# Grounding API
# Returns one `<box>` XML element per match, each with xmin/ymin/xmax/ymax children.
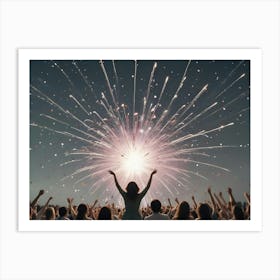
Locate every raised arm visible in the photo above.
<box><xmin>168</xmin><ymin>198</ymin><xmax>172</xmax><ymax>208</ymax></box>
<box><xmin>243</xmin><ymin>192</ymin><xmax>251</xmax><ymax>219</ymax></box>
<box><xmin>218</xmin><ymin>191</ymin><xmax>227</xmax><ymax>207</ymax></box>
<box><xmin>109</xmin><ymin>171</ymin><xmax>126</xmax><ymax>197</ymax></box>
<box><xmin>207</xmin><ymin>187</ymin><xmax>217</xmax><ymax>212</ymax></box>
<box><xmin>191</xmin><ymin>195</ymin><xmax>198</xmax><ymax>210</ymax></box>
<box><xmin>213</xmin><ymin>193</ymin><xmax>231</xmax><ymax>219</ymax></box>
<box><xmin>30</xmin><ymin>189</ymin><xmax>45</xmax><ymax>209</ymax></box>
<box><xmin>167</xmin><ymin>198</ymin><xmax>175</xmax><ymax>218</ymax></box>
<box><xmin>175</xmin><ymin>197</ymin><xmax>180</xmax><ymax>205</ymax></box>
<box><xmin>244</xmin><ymin>192</ymin><xmax>250</xmax><ymax>205</ymax></box>
<box><xmin>213</xmin><ymin>193</ymin><xmax>225</xmax><ymax>210</ymax></box>
<box><xmin>227</xmin><ymin>187</ymin><xmax>236</xmax><ymax>207</ymax></box>
<box><xmin>140</xmin><ymin>170</ymin><xmax>157</xmax><ymax>198</ymax></box>
<box><xmin>36</xmin><ymin>197</ymin><xmax>53</xmax><ymax>220</ymax></box>
<box><xmin>67</xmin><ymin>197</ymin><xmax>77</xmax><ymax>218</ymax></box>
<box><xmin>92</xmin><ymin>199</ymin><xmax>98</xmax><ymax>209</ymax></box>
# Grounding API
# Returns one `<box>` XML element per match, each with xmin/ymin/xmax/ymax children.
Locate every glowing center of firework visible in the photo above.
<box><xmin>122</xmin><ymin>149</ymin><xmax>146</xmax><ymax>175</ymax></box>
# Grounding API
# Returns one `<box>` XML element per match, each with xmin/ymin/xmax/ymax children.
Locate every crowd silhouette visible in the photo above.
<box><xmin>29</xmin><ymin>170</ymin><xmax>250</xmax><ymax>220</ymax></box>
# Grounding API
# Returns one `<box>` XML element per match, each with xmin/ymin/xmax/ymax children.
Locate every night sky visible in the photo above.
<box><xmin>30</xmin><ymin>60</ymin><xmax>250</xmax><ymax>207</ymax></box>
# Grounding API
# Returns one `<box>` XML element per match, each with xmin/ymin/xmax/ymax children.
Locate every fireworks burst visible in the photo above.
<box><xmin>30</xmin><ymin>59</ymin><xmax>250</xmax><ymax>205</ymax></box>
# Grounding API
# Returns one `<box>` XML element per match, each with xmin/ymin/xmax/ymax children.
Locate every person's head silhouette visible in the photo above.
<box><xmin>174</xmin><ymin>201</ymin><xmax>191</xmax><ymax>220</ymax></box>
<box><xmin>125</xmin><ymin>181</ymin><xmax>140</xmax><ymax>199</ymax></box>
<box><xmin>232</xmin><ymin>205</ymin><xmax>244</xmax><ymax>220</ymax></box>
<box><xmin>197</xmin><ymin>203</ymin><xmax>212</xmax><ymax>220</ymax></box>
<box><xmin>98</xmin><ymin>206</ymin><xmax>112</xmax><ymax>220</ymax></box>
<box><xmin>59</xmin><ymin>206</ymin><xmax>68</xmax><ymax>218</ymax></box>
<box><xmin>76</xmin><ymin>203</ymin><xmax>88</xmax><ymax>220</ymax></box>
<box><xmin>150</xmin><ymin>199</ymin><xmax>162</xmax><ymax>213</ymax></box>
<box><xmin>45</xmin><ymin>207</ymin><xmax>56</xmax><ymax>220</ymax></box>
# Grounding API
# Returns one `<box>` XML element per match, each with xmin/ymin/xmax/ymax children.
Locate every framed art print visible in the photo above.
<box><xmin>1</xmin><ymin>0</ymin><xmax>280</xmax><ymax>280</ymax></box>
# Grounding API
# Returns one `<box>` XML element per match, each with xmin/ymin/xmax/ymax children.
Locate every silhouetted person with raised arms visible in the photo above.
<box><xmin>109</xmin><ymin>169</ymin><xmax>157</xmax><ymax>220</ymax></box>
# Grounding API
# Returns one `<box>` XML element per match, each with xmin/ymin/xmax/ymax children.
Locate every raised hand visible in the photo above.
<box><xmin>151</xmin><ymin>169</ymin><xmax>157</xmax><ymax>176</ymax></box>
<box><xmin>244</xmin><ymin>192</ymin><xmax>250</xmax><ymax>203</ymax></box>
<box><xmin>67</xmin><ymin>197</ymin><xmax>74</xmax><ymax>204</ymax></box>
<box><xmin>140</xmin><ymin>170</ymin><xmax>157</xmax><ymax>198</ymax></box>
<box><xmin>92</xmin><ymin>199</ymin><xmax>98</xmax><ymax>208</ymax></box>
<box><xmin>30</xmin><ymin>189</ymin><xmax>46</xmax><ymax>208</ymax></box>
<box><xmin>227</xmin><ymin>187</ymin><xmax>236</xmax><ymax>207</ymax></box>
<box><xmin>35</xmin><ymin>196</ymin><xmax>53</xmax><ymax>219</ymax></box>
<box><xmin>39</xmin><ymin>189</ymin><xmax>45</xmax><ymax>196</ymax></box>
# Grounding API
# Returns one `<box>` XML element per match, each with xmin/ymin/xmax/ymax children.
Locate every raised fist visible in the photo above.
<box><xmin>39</xmin><ymin>190</ymin><xmax>45</xmax><ymax>196</ymax></box>
<box><xmin>67</xmin><ymin>197</ymin><xmax>73</xmax><ymax>204</ymax></box>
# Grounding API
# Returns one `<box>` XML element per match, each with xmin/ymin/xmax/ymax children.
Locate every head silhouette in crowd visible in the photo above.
<box><xmin>197</xmin><ymin>203</ymin><xmax>212</xmax><ymax>220</ymax></box>
<box><xmin>58</xmin><ymin>206</ymin><xmax>68</xmax><ymax>219</ymax></box>
<box><xmin>45</xmin><ymin>207</ymin><xmax>56</xmax><ymax>220</ymax></box>
<box><xmin>98</xmin><ymin>206</ymin><xmax>112</xmax><ymax>220</ymax></box>
<box><xmin>76</xmin><ymin>203</ymin><xmax>89</xmax><ymax>220</ymax></box>
<box><xmin>173</xmin><ymin>201</ymin><xmax>191</xmax><ymax>220</ymax></box>
<box><xmin>232</xmin><ymin>205</ymin><xmax>245</xmax><ymax>220</ymax></box>
<box><xmin>151</xmin><ymin>199</ymin><xmax>162</xmax><ymax>213</ymax></box>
